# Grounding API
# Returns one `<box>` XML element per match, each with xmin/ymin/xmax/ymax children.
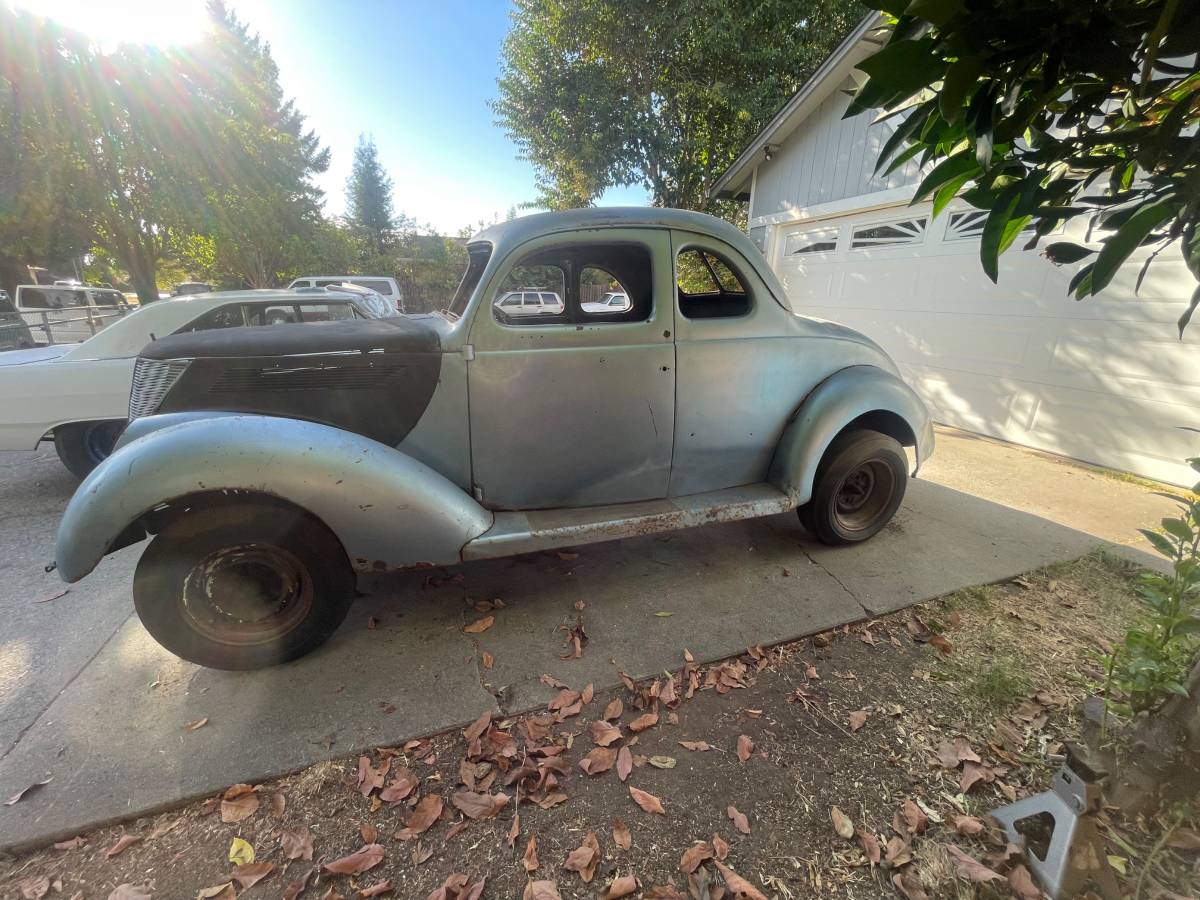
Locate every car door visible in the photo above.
<box><xmin>467</xmin><ymin>228</ymin><xmax>676</xmax><ymax>510</ymax></box>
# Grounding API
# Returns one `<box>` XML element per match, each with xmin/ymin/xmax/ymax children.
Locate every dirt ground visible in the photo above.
<box><xmin>3</xmin><ymin>552</ymin><xmax>1198</xmax><ymax>900</ymax></box>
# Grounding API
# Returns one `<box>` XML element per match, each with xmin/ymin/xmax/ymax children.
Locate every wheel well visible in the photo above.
<box><xmin>838</xmin><ymin>410</ymin><xmax>917</xmax><ymax>449</ymax></box>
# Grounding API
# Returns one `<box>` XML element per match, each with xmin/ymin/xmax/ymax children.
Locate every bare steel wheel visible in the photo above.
<box><xmin>134</xmin><ymin>501</ymin><xmax>355</xmax><ymax>669</ymax></box>
<box><xmin>798</xmin><ymin>429</ymin><xmax>907</xmax><ymax>545</ymax></box>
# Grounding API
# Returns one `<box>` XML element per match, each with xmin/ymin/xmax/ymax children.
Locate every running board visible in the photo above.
<box><xmin>462</xmin><ymin>483</ymin><xmax>794</xmax><ymax>561</ymax></box>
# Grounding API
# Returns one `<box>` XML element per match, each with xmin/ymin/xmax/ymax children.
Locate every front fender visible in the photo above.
<box><xmin>56</xmin><ymin>414</ymin><xmax>494</xmax><ymax>582</ymax></box>
<box><xmin>768</xmin><ymin>365</ymin><xmax>934</xmax><ymax>505</ymax></box>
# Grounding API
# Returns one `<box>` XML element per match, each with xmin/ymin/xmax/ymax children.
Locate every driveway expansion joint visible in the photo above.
<box><xmin>800</xmin><ymin>548</ymin><xmax>872</xmax><ymax>617</ymax></box>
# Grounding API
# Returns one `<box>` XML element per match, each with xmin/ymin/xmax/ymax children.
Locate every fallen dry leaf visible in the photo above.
<box><xmin>220</xmin><ymin>784</ymin><xmax>259</xmax><ymax>823</ymax></box>
<box><xmin>830</xmin><ymin>806</ymin><xmax>854</xmax><ymax>839</ymax></box>
<box><xmin>463</xmin><ymin>615</ymin><xmax>494</xmax><ymax>634</ymax></box>
<box><xmin>604</xmin><ymin>698</ymin><xmax>624</xmax><ymax>721</ymax></box>
<box><xmin>856</xmin><ymin>828</ymin><xmax>881</xmax><ymax>865</ymax></box>
<box><xmin>452</xmin><ymin>790</ymin><xmax>509</xmax><ymax>819</ymax></box>
<box><xmin>612</xmin><ymin>818</ymin><xmax>631</xmax><ymax>850</ymax></box>
<box><xmin>590</xmin><ymin>720</ymin><xmax>622</xmax><ymax>747</ymax></box>
<box><xmin>280</xmin><ymin>827</ymin><xmax>314</xmax><ymax>861</ymax></box>
<box><xmin>713</xmin><ymin>860</ymin><xmax>767</xmax><ymax>900</ymax></box>
<box><xmin>463</xmin><ymin>710</ymin><xmax>492</xmax><ymax>743</ymax></box>
<box><xmin>678</xmin><ymin>740</ymin><xmax>712</xmax><ymax>752</ymax></box>
<box><xmin>481</xmin><ymin>650</ymin><xmax>494</xmax><ymax>669</ymax></box>
<box><xmin>928</xmin><ymin>633</ymin><xmax>953</xmax><ymax>654</ymax></box>
<box><xmin>380</xmin><ymin>768</ymin><xmax>418</xmax><ymax>804</ymax></box>
<box><xmin>736</xmin><ymin>734</ymin><xmax>754</xmax><ymax>763</ymax></box>
<box><xmin>183</xmin><ymin>718</ymin><xmax>208</xmax><ymax>732</ymax></box>
<box><xmin>523</xmin><ymin>833</ymin><xmax>540</xmax><ymax>872</ymax></box>
<box><xmin>53</xmin><ymin>836</ymin><xmax>85</xmax><ymax>851</ymax></box>
<box><xmin>891</xmin><ymin>869</ymin><xmax>930</xmax><ymax>900</ymax></box>
<box><xmin>629</xmin><ymin>786</ymin><xmax>665</xmax><ymax>815</ymax></box>
<box><xmin>902</xmin><ymin>798</ymin><xmax>928</xmax><ymax>835</ymax></box>
<box><xmin>357</xmin><ymin>881</ymin><xmax>393</xmax><ymax>898</ymax></box>
<box><xmin>727</xmin><ymin>805</ymin><xmax>751</xmax><ymax>835</ymax></box>
<box><xmin>951</xmin><ymin>814</ymin><xmax>985</xmax><ymax>836</ymax></box>
<box><xmin>1007</xmin><ymin>864</ymin><xmax>1041</xmax><ymax>899</ymax></box>
<box><xmin>600</xmin><ymin>874</ymin><xmax>639</xmax><ymax>899</ymax></box>
<box><xmin>361</xmin><ymin>823</ymin><xmax>378</xmax><ymax>844</ymax></box>
<box><xmin>713</xmin><ymin>833</ymin><xmax>730</xmax><ymax>860</ymax></box>
<box><xmin>579</xmin><ymin>747</ymin><xmax>617</xmax><ymax>775</ymax></box>
<box><xmin>18</xmin><ymin>876</ymin><xmax>49</xmax><ymax>900</ymax></box>
<box><xmin>849</xmin><ymin>710</ymin><xmax>869</xmax><ymax>732</ymax></box>
<box><xmin>648</xmin><ymin>755</ymin><xmax>676</xmax><ymax>769</ymax></box>
<box><xmin>522</xmin><ymin>882</ymin><xmax>561</xmax><ymax>900</ymax></box>
<box><xmin>395</xmin><ymin>795</ymin><xmax>443</xmax><ymax>839</ymax></box>
<box><xmin>196</xmin><ymin>885</ymin><xmax>234</xmax><ymax>900</ymax></box>
<box><xmin>232</xmin><ymin>863</ymin><xmax>275</xmax><ymax>889</ymax></box>
<box><xmin>5</xmin><ymin>776</ymin><xmax>52</xmax><ymax>806</ymax></box>
<box><xmin>645</xmin><ymin>887</ymin><xmax>688</xmax><ymax>900</ymax></box>
<box><xmin>629</xmin><ymin>710</ymin><xmax>659</xmax><ymax>732</ymax></box>
<box><xmin>105</xmin><ymin>834</ymin><xmax>141</xmax><ymax>858</ymax></box>
<box><xmin>564</xmin><ymin>831</ymin><xmax>601</xmax><ymax>883</ymax></box>
<box><xmin>540</xmin><ymin>674</ymin><xmax>568</xmax><ymax>689</ymax></box>
<box><xmin>616</xmin><ymin>746</ymin><xmax>633</xmax><ymax>782</ymax></box>
<box><xmin>680</xmin><ymin>841</ymin><xmax>715</xmax><ymax>873</ymax></box>
<box><xmin>270</xmin><ymin>791</ymin><xmax>286</xmax><ymax>817</ymax></box>
<box><xmin>581</xmin><ymin>683</ymin><xmax>594</xmax><ymax>704</ymax></box>
<box><xmin>322</xmin><ymin>843</ymin><xmax>385</xmax><ymax>875</ymax></box>
<box><xmin>33</xmin><ymin>588</ymin><xmax>69</xmax><ymax>604</ymax></box>
<box><xmin>412</xmin><ymin>841</ymin><xmax>433</xmax><ymax>866</ymax></box>
<box><xmin>944</xmin><ymin>844</ymin><xmax>1004</xmax><ymax>883</ymax></box>
<box><xmin>228</xmin><ymin>837</ymin><xmax>255</xmax><ymax>866</ymax></box>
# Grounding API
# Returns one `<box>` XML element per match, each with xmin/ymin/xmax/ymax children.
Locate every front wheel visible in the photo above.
<box><xmin>54</xmin><ymin>420</ymin><xmax>127</xmax><ymax>479</ymax></box>
<box><xmin>133</xmin><ymin>502</ymin><xmax>356</xmax><ymax>669</ymax></box>
<box><xmin>798</xmin><ymin>429</ymin><xmax>908</xmax><ymax>545</ymax></box>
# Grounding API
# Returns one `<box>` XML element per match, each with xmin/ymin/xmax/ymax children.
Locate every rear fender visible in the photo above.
<box><xmin>56</xmin><ymin>414</ymin><xmax>493</xmax><ymax>582</ymax></box>
<box><xmin>768</xmin><ymin>365</ymin><xmax>934</xmax><ymax>505</ymax></box>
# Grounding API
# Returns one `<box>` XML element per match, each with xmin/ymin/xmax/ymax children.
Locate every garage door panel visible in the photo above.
<box><xmin>775</xmin><ymin>202</ymin><xmax>1200</xmax><ymax>486</ymax></box>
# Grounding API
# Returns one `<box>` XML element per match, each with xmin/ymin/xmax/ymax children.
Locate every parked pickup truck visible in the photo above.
<box><xmin>54</xmin><ymin>208</ymin><xmax>934</xmax><ymax>670</ymax></box>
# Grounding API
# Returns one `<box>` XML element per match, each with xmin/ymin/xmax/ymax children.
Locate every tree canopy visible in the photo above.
<box><xmin>494</xmin><ymin>0</ymin><xmax>860</xmax><ymax>213</ymax></box>
<box><xmin>347</xmin><ymin>135</ymin><xmax>398</xmax><ymax>254</ymax></box>
<box><xmin>850</xmin><ymin>0</ymin><xmax>1200</xmax><ymax>334</ymax></box>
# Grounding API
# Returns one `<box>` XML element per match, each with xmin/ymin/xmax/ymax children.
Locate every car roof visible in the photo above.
<box><xmin>469</xmin><ymin>207</ymin><xmax>792</xmax><ymax>312</ymax></box>
<box><xmin>59</xmin><ymin>290</ymin><xmax>363</xmax><ymax>361</ymax></box>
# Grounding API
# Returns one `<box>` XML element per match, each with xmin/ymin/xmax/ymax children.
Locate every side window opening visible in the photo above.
<box><xmin>492</xmin><ymin>243</ymin><xmax>652</xmax><ymax>326</ymax></box>
<box><xmin>676</xmin><ymin>248</ymin><xmax>751</xmax><ymax>319</ymax></box>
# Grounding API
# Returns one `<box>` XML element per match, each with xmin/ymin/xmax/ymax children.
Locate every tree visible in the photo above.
<box><xmin>192</xmin><ymin>1</ymin><xmax>330</xmax><ymax>288</ymax></box>
<box><xmin>850</xmin><ymin>0</ymin><xmax>1200</xmax><ymax>335</ymax></box>
<box><xmin>494</xmin><ymin>0</ymin><xmax>859</xmax><ymax>213</ymax></box>
<box><xmin>347</xmin><ymin>135</ymin><xmax>398</xmax><ymax>254</ymax></box>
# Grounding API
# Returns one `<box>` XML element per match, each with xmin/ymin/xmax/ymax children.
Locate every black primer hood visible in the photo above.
<box><xmin>144</xmin><ymin>317</ymin><xmax>444</xmax><ymax>447</ymax></box>
<box><xmin>141</xmin><ymin>316</ymin><xmax>441</xmax><ymax>360</ymax></box>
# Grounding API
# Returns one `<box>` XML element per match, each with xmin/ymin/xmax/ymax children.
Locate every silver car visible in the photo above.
<box><xmin>55</xmin><ymin>207</ymin><xmax>933</xmax><ymax>670</ymax></box>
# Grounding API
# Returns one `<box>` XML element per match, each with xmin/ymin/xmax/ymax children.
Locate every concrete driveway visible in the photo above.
<box><xmin>0</xmin><ymin>427</ymin><xmax>1174</xmax><ymax>850</ymax></box>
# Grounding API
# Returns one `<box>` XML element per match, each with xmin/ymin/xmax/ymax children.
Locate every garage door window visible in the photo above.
<box><xmin>784</xmin><ymin>226</ymin><xmax>839</xmax><ymax>256</ymax></box>
<box><xmin>945</xmin><ymin>209</ymin><xmax>1040</xmax><ymax>242</ymax></box>
<box><xmin>849</xmin><ymin>217</ymin><xmax>927</xmax><ymax>250</ymax></box>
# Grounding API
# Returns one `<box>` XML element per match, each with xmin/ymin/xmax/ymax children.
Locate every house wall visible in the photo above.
<box><xmin>748</xmin><ymin>76</ymin><xmax>924</xmax><ymax>223</ymax></box>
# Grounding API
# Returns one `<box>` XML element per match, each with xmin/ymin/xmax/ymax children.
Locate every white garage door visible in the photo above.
<box><xmin>773</xmin><ymin>201</ymin><xmax>1200</xmax><ymax>487</ymax></box>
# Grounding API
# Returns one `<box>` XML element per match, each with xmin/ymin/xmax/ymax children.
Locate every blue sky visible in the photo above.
<box><xmin>21</xmin><ymin>0</ymin><xmax>649</xmax><ymax>233</ymax></box>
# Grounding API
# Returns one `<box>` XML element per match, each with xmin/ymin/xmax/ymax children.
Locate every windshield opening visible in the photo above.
<box><xmin>446</xmin><ymin>242</ymin><xmax>491</xmax><ymax>318</ymax></box>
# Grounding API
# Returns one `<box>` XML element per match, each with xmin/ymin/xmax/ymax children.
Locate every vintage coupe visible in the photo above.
<box><xmin>55</xmin><ymin>209</ymin><xmax>934</xmax><ymax>669</ymax></box>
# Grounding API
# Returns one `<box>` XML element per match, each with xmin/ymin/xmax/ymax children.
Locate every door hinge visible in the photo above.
<box><xmin>472</xmin><ymin>485</ymin><xmax>484</xmax><ymax>502</ymax></box>
<box><xmin>462</xmin><ymin>343</ymin><xmax>475</xmax><ymax>361</ymax></box>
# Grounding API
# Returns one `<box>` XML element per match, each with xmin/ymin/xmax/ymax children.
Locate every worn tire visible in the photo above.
<box><xmin>797</xmin><ymin>429</ymin><xmax>907</xmax><ymax>545</ymax></box>
<box><xmin>133</xmin><ymin>502</ymin><xmax>356</xmax><ymax>669</ymax></box>
<box><xmin>54</xmin><ymin>420</ymin><xmax>126</xmax><ymax>479</ymax></box>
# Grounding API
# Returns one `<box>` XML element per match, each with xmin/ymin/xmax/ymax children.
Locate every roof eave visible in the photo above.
<box><xmin>709</xmin><ymin>12</ymin><xmax>885</xmax><ymax>202</ymax></box>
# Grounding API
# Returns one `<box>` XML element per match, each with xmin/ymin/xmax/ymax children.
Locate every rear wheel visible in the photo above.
<box><xmin>54</xmin><ymin>420</ymin><xmax>126</xmax><ymax>479</ymax></box>
<box><xmin>798</xmin><ymin>429</ymin><xmax>907</xmax><ymax>545</ymax></box>
<box><xmin>133</xmin><ymin>502</ymin><xmax>356</xmax><ymax>669</ymax></box>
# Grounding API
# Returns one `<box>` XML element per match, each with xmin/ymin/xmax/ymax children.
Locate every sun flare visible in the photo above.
<box><xmin>13</xmin><ymin>0</ymin><xmax>210</xmax><ymax>48</ymax></box>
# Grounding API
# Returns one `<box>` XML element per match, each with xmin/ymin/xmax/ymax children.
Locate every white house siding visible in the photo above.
<box><xmin>749</xmin><ymin>77</ymin><xmax>924</xmax><ymax>221</ymax></box>
<box><xmin>767</xmin><ymin>201</ymin><xmax>1200</xmax><ymax>487</ymax></box>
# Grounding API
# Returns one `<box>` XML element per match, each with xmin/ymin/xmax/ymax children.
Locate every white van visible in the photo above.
<box><xmin>287</xmin><ymin>275</ymin><xmax>403</xmax><ymax>312</ymax></box>
<box><xmin>15</xmin><ymin>285</ymin><xmax>131</xmax><ymax>344</ymax></box>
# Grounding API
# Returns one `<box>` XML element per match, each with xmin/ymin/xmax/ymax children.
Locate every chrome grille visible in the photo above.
<box><xmin>129</xmin><ymin>358</ymin><xmax>191</xmax><ymax>419</ymax></box>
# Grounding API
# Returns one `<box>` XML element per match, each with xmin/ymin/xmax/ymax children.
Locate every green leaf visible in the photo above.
<box><xmin>932</xmin><ymin>172</ymin><xmax>972</xmax><ymax>217</ymax></box>
<box><xmin>883</xmin><ymin>142</ymin><xmax>925</xmax><ymax>177</ymax></box>
<box><xmin>848</xmin><ymin>37</ymin><xmax>944</xmax><ymax>118</ymax></box>
<box><xmin>1043</xmin><ymin>242</ymin><xmax>1095</xmax><ymax>264</ymax></box>
<box><xmin>1161</xmin><ymin>517</ymin><xmax>1192</xmax><ymax>541</ymax></box>
<box><xmin>979</xmin><ymin>184</ymin><xmax>1021</xmax><ymax>283</ymax></box>
<box><xmin>906</xmin><ymin>0</ymin><xmax>963</xmax><ymax>27</ymax></box>
<box><xmin>939</xmin><ymin>56</ymin><xmax>982</xmax><ymax>123</ymax></box>
<box><xmin>913</xmin><ymin>150</ymin><xmax>977</xmax><ymax>203</ymax></box>
<box><xmin>1091</xmin><ymin>198</ymin><xmax>1180</xmax><ymax>294</ymax></box>
<box><xmin>1179</xmin><ymin>285</ymin><xmax>1200</xmax><ymax>338</ymax></box>
<box><xmin>1138</xmin><ymin>528</ymin><xmax>1176</xmax><ymax>559</ymax></box>
<box><xmin>874</xmin><ymin>99</ymin><xmax>936</xmax><ymax>175</ymax></box>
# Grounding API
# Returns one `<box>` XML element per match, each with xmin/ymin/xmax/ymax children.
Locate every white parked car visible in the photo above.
<box><xmin>287</xmin><ymin>275</ymin><xmax>404</xmax><ymax>311</ymax></box>
<box><xmin>294</xmin><ymin>282</ymin><xmax>397</xmax><ymax>319</ymax></box>
<box><xmin>582</xmin><ymin>291</ymin><xmax>631</xmax><ymax>314</ymax></box>
<box><xmin>493</xmin><ymin>289</ymin><xmax>565</xmax><ymax>317</ymax></box>
<box><xmin>0</xmin><ymin>289</ymin><xmax>387</xmax><ymax>478</ymax></box>
<box><xmin>15</xmin><ymin>284</ymin><xmax>131</xmax><ymax>343</ymax></box>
